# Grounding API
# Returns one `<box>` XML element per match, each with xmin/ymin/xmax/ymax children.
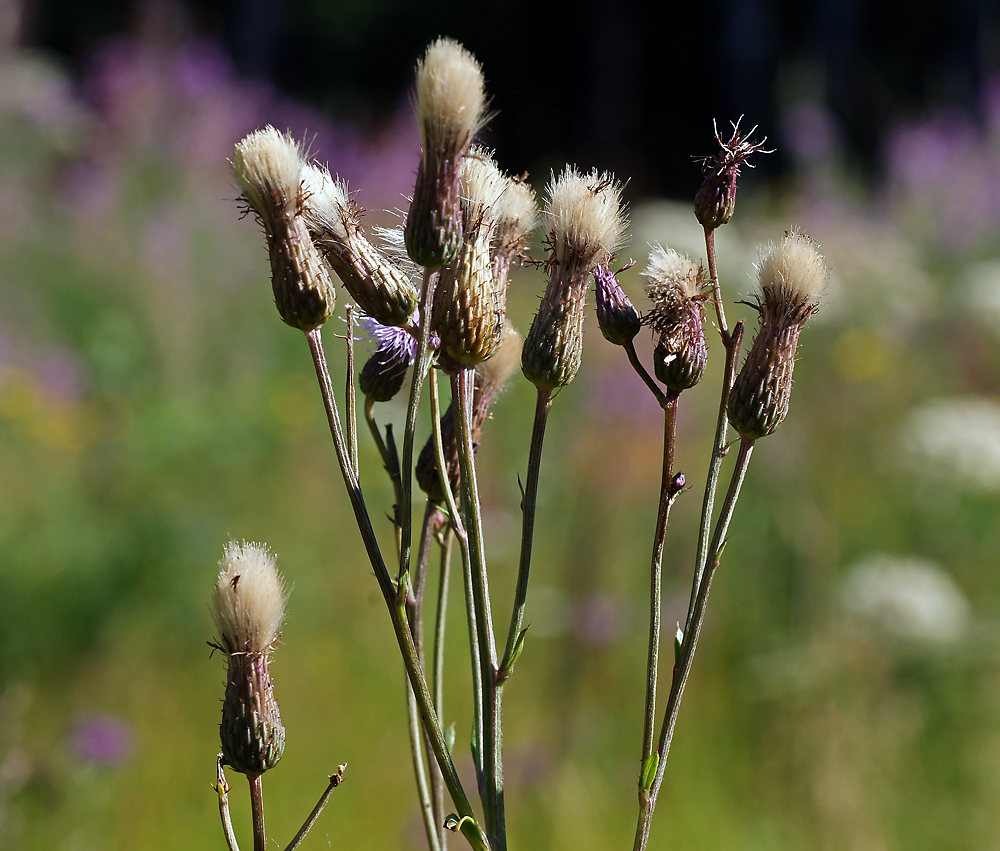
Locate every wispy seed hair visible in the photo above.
<box><xmin>495</xmin><ymin>178</ymin><xmax>537</xmax><ymax>252</ymax></box>
<box><xmin>643</xmin><ymin>244</ymin><xmax>705</xmax><ymax>303</ymax></box>
<box><xmin>231</xmin><ymin>126</ymin><xmax>304</xmax><ymax>229</ymax></box>
<box><xmin>460</xmin><ymin>147</ymin><xmax>508</xmax><ymax>227</ymax></box>
<box><xmin>300</xmin><ymin>162</ymin><xmax>355</xmax><ymax>242</ymax></box>
<box><xmin>211</xmin><ymin>541</ymin><xmax>287</xmax><ymax>656</ymax></box>
<box><xmin>546</xmin><ymin>166</ymin><xmax>626</xmax><ymax>268</ymax></box>
<box><xmin>415</xmin><ymin>38</ymin><xmax>487</xmax><ymax>153</ymax></box>
<box><xmin>477</xmin><ymin>321</ymin><xmax>522</xmax><ymax>389</ymax></box>
<box><xmin>756</xmin><ymin>230</ymin><xmax>827</xmax><ymax>306</ymax></box>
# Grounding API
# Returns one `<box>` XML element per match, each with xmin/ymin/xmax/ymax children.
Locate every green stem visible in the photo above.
<box><xmin>345</xmin><ymin>304</ymin><xmax>359</xmax><ymax>477</ymax></box>
<box><xmin>623</xmin><ymin>341</ymin><xmax>669</xmax><ymax>408</ymax></box>
<box><xmin>365</xmin><ymin>397</ymin><xmax>404</xmax><ymax>537</ymax></box>
<box><xmin>249</xmin><ymin>774</ymin><xmax>265</xmax><ymax>851</ymax></box>
<box><xmin>498</xmin><ymin>389</ymin><xmax>552</xmax><ymax>678</ymax></box>
<box><xmin>215</xmin><ymin>756</ymin><xmax>240</xmax><ymax>851</ymax></box>
<box><xmin>451</xmin><ymin>367</ymin><xmax>503</xmax><ymax>851</ymax></box>
<box><xmin>639</xmin><ymin>394</ymin><xmax>679</xmax><ymax>775</ymax></box>
<box><xmin>282</xmin><ymin>765</ymin><xmax>347</xmax><ymax>851</ymax></box>
<box><xmin>305</xmin><ymin>328</ymin><xmax>488</xmax><ymax>851</ymax></box>
<box><xmin>704</xmin><ymin>227</ymin><xmax>729</xmax><ymax>340</ymax></box>
<box><xmin>408</xmin><ymin>682</ymin><xmax>443</xmax><ymax>851</ymax></box>
<box><xmin>633</xmin><ymin>438</ymin><xmax>755</xmax><ymax>851</ymax></box>
<box><xmin>433</xmin><ymin>527</ymin><xmax>454</xmax><ymax>851</ymax></box>
<box><xmin>398</xmin><ymin>268</ymin><xmax>438</xmax><ymax>600</ymax></box>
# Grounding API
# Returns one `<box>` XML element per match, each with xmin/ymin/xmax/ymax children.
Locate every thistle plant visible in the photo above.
<box><xmin>214</xmin><ymin>41</ymin><xmax>826</xmax><ymax>851</ymax></box>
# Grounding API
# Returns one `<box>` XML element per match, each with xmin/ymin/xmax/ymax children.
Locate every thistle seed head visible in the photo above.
<box><xmin>642</xmin><ymin>245</ymin><xmax>708</xmax><ymax>392</ymax></box>
<box><xmin>302</xmin><ymin>164</ymin><xmax>418</xmax><ymax>327</ymax></box>
<box><xmin>404</xmin><ymin>38</ymin><xmax>487</xmax><ymax>268</ymax></box>
<box><xmin>211</xmin><ymin>541</ymin><xmax>288</xmax><ymax>776</ymax></box>
<box><xmin>693</xmin><ymin>118</ymin><xmax>773</xmax><ymax>230</ymax></box>
<box><xmin>232</xmin><ymin>128</ymin><xmax>335</xmax><ymax>332</ymax></box>
<box><xmin>522</xmin><ymin>166</ymin><xmax>627</xmax><ymax>391</ymax></box>
<box><xmin>727</xmin><ymin>231</ymin><xmax>826</xmax><ymax>439</ymax></box>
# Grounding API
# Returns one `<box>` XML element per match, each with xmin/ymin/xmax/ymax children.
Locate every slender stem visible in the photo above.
<box><xmin>433</xmin><ymin>527</ymin><xmax>454</xmax><ymax>851</ymax></box>
<box><xmin>305</xmin><ymin>328</ymin><xmax>489</xmax><ymax>851</ymax></box>
<box><xmin>623</xmin><ymin>341</ymin><xmax>669</xmax><ymax>408</ymax></box>
<box><xmin>452</xmin><ymin>367</ymin><xmax>503</xmax><ymax>851</ymax></box>
<box><xmin>249</xmin><ymin>774</ymin><xmax>265</xmax><ymax>851</ymax></box>
<box><xmin>499</xmin><ymin>389</ymin><xmax>552</xmax><ymax>677</ymax></box>
<box><xmin>704</xmin><ymin>227</ymin><xmax>729</xmax><ymax>340</ymax></box>
<box><xmin>345</xmin><ymin>304</ymin><xmax>359</xmax><ymax>477</ymax></box>
<box><xmin>408</xmin><ymin>683</ymin><xmax>443</xmax><ymax>851</ymax></box>
<box><xmin>639</xmin><ymin>395</ymin><xmax>679</xmax><ymax>772</ymax></box>
<box><xmin>282</xmin><ymin>764</ymin><xmax>348</xmax><ymax>851</ymax></box>
<box><xmin>398</xmin><ymin>269</ymin><xmax>438</xmax><ymax>600</ymax></box>
<box><xmin>685</xmin><ymin>322</ymin><xmax>743</xmax><ymax>636</ymax></box>
<box><xmin>216</xmin><ymin>756</ymin><xmax>240</xmax><ymax>851</ymax></box>
<box><xmin>430</xmin><ymin>372</ymin><xmax>482</xmax><ymax>787</ymax></box>
<box><xmin>633</xmin><ymin>438</ymin><xmax>755</xmax><ymax>851</ymax></box>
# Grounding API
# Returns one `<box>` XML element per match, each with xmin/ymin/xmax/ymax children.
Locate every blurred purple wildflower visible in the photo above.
<box><xmin>70</xmin><ymin>714</ymin><xmax>136</xmax><ymax>766</ymax></box>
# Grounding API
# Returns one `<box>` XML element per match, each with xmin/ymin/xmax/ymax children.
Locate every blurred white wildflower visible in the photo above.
<box><xmin>841</xmin><ymin>554</ymin><xmax>970</xmax><ymax>644</ymax></box>
<box><xmin>963</xmin><ymin>260</ymin><xmax>1000</xmax><ymax>336</ymax></box>
<box><xmin>900</xmin><ymin>397</ymin><xmax>1000</xmax><ymax>491</ymax></box>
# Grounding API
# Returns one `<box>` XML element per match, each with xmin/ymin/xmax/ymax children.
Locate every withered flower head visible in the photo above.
<box><xmin>232</xmin><ymin>127</ymin><xmax>335</xmax><ymax>331</ymax></box>
<box><xmin>211</xmin><ymin>541</ymin><xmax>288</xmax><ymax>777</ymax></box>
<box><xmin>694</xmin><ymin>118</ymin><xmax>773</xmax><ymax>231</ymax></box>
<box><xmin>404</xmin><ymin>38</ymin><xmax>487</xmax><ymax>268</ymax></box>
<box><xmin>417</xmin><ymin>322</ymin><xmax>522</xmax><ymax>504</ymax></box>
<box><xmin>522</xmin><ymin>166</ymin><xmax>627</xmax><ymax>392</ymax></box>
<box><xmin>643</xmin><ymin>246</ymin><xmax>708</xmax><ymax>392</ymax></box>
<box><xmin>594</xmin><ymin>263</ymin><xmax>641</xmax><ymax>346</ymax></box>
<box><xmin>301</xmin><ymin>164</ymin><xmax>418</xmax><ymax>327</ymax></box>
<box><xmin>727</xmin><ymin>230</ymin><xmax>827</xmax><ymax>440</ymax></box>
<box><xmin>358</xmin><ymin>312</ymin><xmax>419</xmax><ymax>402</ymax></box>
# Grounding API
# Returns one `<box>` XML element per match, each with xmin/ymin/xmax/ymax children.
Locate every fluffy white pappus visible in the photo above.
<box><xmin>231</xmin><ymin>127</ymin><xmax>305</xmax><ymax>227</ymax></box>
<box><xmin>460</xmin><ymin>147</ymin><xmax>508</xmax><ymax>226</ymax></box>
<box><xmin>415</xmin><ymin>38</ymin><xmax>486</xmax><ymax>151</ymax></box>
<box><xmin>756</xmin><ymin>230</ymin><xmax>827</xmax><ymax>304</ymax></box>
<box><xmin>642</xmin><ymin>244</ymin><xmax>704</xmax><ymax>301</ymax></box>
<box><xmin>495</xmin><ymin>178</ymin><xmax>538</xmax><ymax>250</ymax></box>
<box><xmin>477</xmin><ymin>320</ymin><xmax>522</xmax><ymax>389</ymax></box>
<box><xmin>211</xmin><ymin>541</ymin><xmax>287</xmax><ymax>656</ymax></box>
<box><xmin>545</xmin><ymin>166</ymin><xmax>626</xmax><ymax>268</ymax></box>
<box><xmin>301</xmin><ymin>163</ymin><xmax>354</xmax><ymax>242</ymax></box>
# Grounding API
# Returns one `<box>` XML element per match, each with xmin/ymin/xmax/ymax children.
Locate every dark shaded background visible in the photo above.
<box><xmin>22</xmin><ymin>0</ymin><xmax>1000</xmax><ymax>197</ymax></box>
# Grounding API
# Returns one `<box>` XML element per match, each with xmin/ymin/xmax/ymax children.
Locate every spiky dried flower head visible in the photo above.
<box><xmin>522</xmin><ymin>167</ymin><xmax>627</xmax><ymax>392</ymax></box>
<box><xmin>405</xmin><ymin>38</ymin><xmax>487</xmax><ymax>268</ymax></box>
<box><xmin>642</xmin><ymin>245</ymin><xmax>709</xmax><ymax>392</ymax></box>
<box><xmin>594</xmin><ymin>264</ymin><xmax>641</xmax><ymax>346</ymax></box>
<box><xmin>417</xmin><ymin>322</ymin><xmax>522</xmax><ymax>504</ymax></box>
<box><xmin>358</xmin><ymin>312</ymin><xmax>418</xmax><ymax>402</ymax></box>
<box><xmin>210</xmin><ymin>541</ymin><xmax>288</xmax><ymax>776</ymax></box>
<box><xmin>301</xmin><ymin>164</ymin><xmax>418</xmax><ymax>327</ymax></box>
<box><xmin>432</xmin><ymin>148</ymin><xmax>517</xmax><ymax>369</ymax></box>
<box><xmin>694</xmin><ymin>118</ymin><xmax>773</xmax><ymax>230</ymax></box>
<box><xmin>728</xmin><ymin>230</ymin><xmax>827</xmax><ymax>440</ymax></box>
<box><xmin>232</xmin><ymin>127</ymin><xmax>335</xmax><ymax>331</ymax></box>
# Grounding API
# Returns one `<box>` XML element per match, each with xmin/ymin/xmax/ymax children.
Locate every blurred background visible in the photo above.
<box><xmin>3</xmin><ymin>0</ymin><xmax>1000</xmax><ymax>848</ymax></box>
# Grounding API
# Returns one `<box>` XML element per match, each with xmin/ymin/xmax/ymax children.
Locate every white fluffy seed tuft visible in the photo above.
<box><xmin>546</xmin><ymin>166</ymin><xmax>626</xmax><ymax>268</ymax></box>
<box><xmin>460</xmin><ymin>148</ymin><xmax>508</xmax><ymax>226</ymax></box>
<box><xmin>415</xmin><ymin>38</ymin><xmax>486</xmax><ymax>152</ymax></box>
<box><xmin>756</xmin><ymin>230</ymin><xmax>827</xmax><ymax>303</ymax></box>
<box><xmin>211</xmin><ymin>541</ymin><xmax>287</xmax><ymax>656</ymax></box>
<box><xmin>300</xmin><ymin>163</ymin><xmax>353</xmax><ymax>242</ymax></box>
<box><xmin>642</xmin><ymin>244</ymin><xmax>704</xmax><ymax>301</ymax></box>
<box><xmin>231</xmin><ymin>127</ymin><xmax>304</xmax><ymax>228</ymax></box>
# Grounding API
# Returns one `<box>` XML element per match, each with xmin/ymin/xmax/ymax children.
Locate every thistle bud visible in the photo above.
<box><xmin>727</xmin><ymin>231</ymin><xmax>826</xmax><ymax>439</ymax></box>
<box><xmin>693</xmin><ymin>119</ymin><xmax>772</xmax><ymax>231</ymax></box>
<box><xmin>210</xmin><ymin>541</ymin><xmax>288</xmax><ymax>777</ymax></box>
<box><xmin>522</xmin><ymin>167</ymin><xmax>626</xmax><ymax>392</ymax></box>
<box><xmin>594</xmin><ymin>264</ymin><xmax>641</xmax><ymax>345</ymax></box>
<box><xmin>433</xmin><ymin>149</ymin><xmax>511</xmax><ymax>368</ymax></box>
<box><xmin>231</xmin><ymin>127</ymin><xmax>335</xmax><ymax>332</ymax></box>
<box><xmin>358</xmin><ymin>314</ymin><xmax>418</xmax><ymax>402</ymax></box>
<box><xmin>301</xmin><ymin>164</ymin><xmax>418</xmax><ymax>327</ymax></box>
<box><xmin>404</xmin><ymin>39</ymin><xmax>487</xmax><ymax>268</ymax></box>
<box><xmin>643</xmin><ymin>246</ymin><xmax>708</xmax><ymax>392</ymax></box>
<box><xmin>418</xmin><ymin>323</ymin><xmax>522</xmax><ymax>503</ymax></box>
